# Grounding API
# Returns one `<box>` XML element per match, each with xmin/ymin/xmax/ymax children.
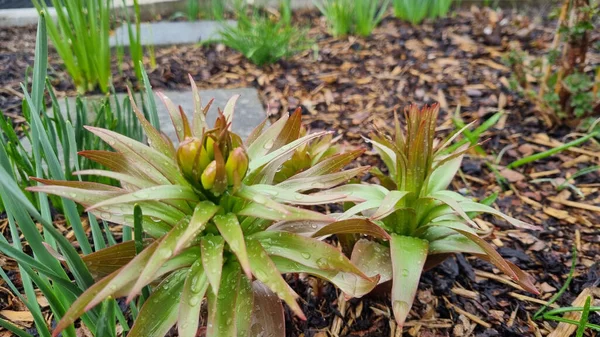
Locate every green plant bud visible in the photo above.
<box><xmin>196</xmin><ymin>146</ymin><xmax>211</xmax><ymax>174</ymax></box>
<box><xmin>205</xmin><ymin>137</ymin><xmax>215</xmax><ymax>160</ymax></box>
<box><xmin>201</xmin><ymin>160</ymin><xmax>217</xmax><ymax>190</ymax></box>
<box><xmin>177</xmin><ymin>137</ymin><xmax>202</xmax><ymax>179</ymax></box>
<box><xmin>225</xmin><ymin>147</ymin><xmax>249</xmax><ymax>185</ymax></box>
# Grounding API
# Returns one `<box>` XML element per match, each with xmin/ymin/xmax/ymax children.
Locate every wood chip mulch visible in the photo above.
<box><xmin>1</xmin><ymin>5</ymin><xmax>599</xmax><ymax>337</ymax></box>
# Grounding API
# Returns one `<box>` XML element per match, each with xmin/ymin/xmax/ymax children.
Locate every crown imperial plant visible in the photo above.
<box><xmin>311</xmin><ymin>104</ymin><xmax>539</xmax><ymax>328</ymax></box>
<box><xmin>29</xmin><ymin>78</ymin><xmax>378</xmax><ymax>337</ymax></box>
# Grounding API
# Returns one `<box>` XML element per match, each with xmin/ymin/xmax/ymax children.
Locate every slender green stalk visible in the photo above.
<box><xmin>507</xmin><ymin>132</ymin><xmax>599</xmax><ymax>169</ymax></box>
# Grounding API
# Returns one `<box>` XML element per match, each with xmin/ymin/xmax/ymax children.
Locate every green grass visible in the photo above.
<box><xmin>392</xmin><ymin>0</ymin><xmax>455</xmax><ymax>24</ymax></box>
<box><xmin>219</xmin><ymin>2</ymin><xmax>312</xmax><ymax>66</ymax></box>
<box><xmin>315</xmin><ymin>0</ymin><xmax>389</xmax><ymax>37</ymax></box>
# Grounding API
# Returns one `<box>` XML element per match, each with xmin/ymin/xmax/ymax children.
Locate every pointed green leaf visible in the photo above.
<box><xmin>276</xmin><ymin>167</ymin><xmax>369</xmax><ymax>192</ymax></box>
<box><xmin>128</xmin><ymin>269</ymin><xmax>187</xmax><ymax>337</ymax></box>
<box><xmin>174</xmin><ymin>201</ymin><xmax>220</xmax><ymax>253</ymax></box>
<box><xmin>201</xmin><ymin>235</ymin><xmax>225</xmax><ymax>295</ymax></box>
<box><xmin>312</xmin><ymin>218</ymin><xmax>391</xmax><ymax>240</ymax></box>
<box><xmin>292</xmin><ymin>150</ymin><xmax>365</xmax><ymax>179</ymax></box>
<box><xmin>128</xmin><ymin>89</ymin><xmax>175</xmax><ymax>158</ymax></box>
<box><xmin>248</xmin><ymin>131</ymin><xmax>328</xmax><ymax>174</ymax></box>
<box><xmin>86</xmin><ymin>185</ymin><xmax>199</xmax><ymax>212</ymax></box>
<box><xmin>239</xmin><ymin>203</ymin><xmax>335</xmax><ymax>222</ymax></box>
<box><xmin>351</xmin><ymin>239</ymin><xmax>392</xmax><ymax>283</ymax></box>
<box><xmin>222</xmin><ymin>94</ymin><xmax>239</xmax><ymax>127</ymax></box>
<box><xmin>271</xmin><ymin>255</ymin><xmax>378</xmax><ymax>298</ymax></box>
<box><xmin>236</xmin><ymin>275</ymin><xmax>254</xmax><ymax>337</ymax></box>
<box><xmin>157</xmin><ymin>91</ymin><xmax>185</xmax><ymax>142</ymax></box>
<box><xmin>241</xmin><ymin>184</ymin><xmax>353</xmax><ymax>205</ymax></box>
<box><xmin>247</xmin><ymin>114</ymin><xmax>289</xmax><ymax>159</ymax></box>
<box><xmin>206</xmin><ymin>262</ymin><xmax>241</xmax><ymax>337</ymax></box>
<box><xmin>245</xmin><ymin>239</ymin><xmax>305</xmax><ymax>320</ymax></box>
<box><xmin>213</xmin><ymin>213</ymin><xmax>252</xmax><ymax>278</ymax></box>
<box><xmin>250</xmin><ymin>231</ymin><xmax>367</xmax><ymax>276</ymax></box>
<box><xmin>389</xmin><ymin>235</ymin><xmax>428</xmax><ymax>328</ymax></box>
<box><xmin>458</xmin><ymin>200</ymin><xmax>539</xmax><ymax>229</ymax></box>
<box><xmin>178</xmin><ymin>258</ymin><xmax>209</xmax><ymax>337</ymax></box>
<box><xmin>370</xmin><ymin>190</ymin><xmax>412</xmax><ymax>220</ymax></box>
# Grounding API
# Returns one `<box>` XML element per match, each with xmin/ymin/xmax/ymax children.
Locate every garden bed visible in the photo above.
<box><xmin>1</xmin><ymin>6</ymin><xmax>599</xmax><ymax>337</ymax></box>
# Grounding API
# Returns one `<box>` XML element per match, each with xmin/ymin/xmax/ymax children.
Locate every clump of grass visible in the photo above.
<box><xmin>392</xmin><ymin>0</ymin><xmax>455</xmax><ymax>24</ymax></box>
<box><xmin>219</xmin><ymin>2</ymin><xmax>311</xmax><ymax>66</ymax></box>
<box><xmin>315</xmin><ymin>0</ymin><xmax>389</xmax><ymax>37</ymax></box>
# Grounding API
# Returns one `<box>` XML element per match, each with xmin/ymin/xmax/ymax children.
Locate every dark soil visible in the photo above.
<box><xmin>1</xmin><ymin>5</ymin><xmax>600</xmax><ymax>337</ymax></box>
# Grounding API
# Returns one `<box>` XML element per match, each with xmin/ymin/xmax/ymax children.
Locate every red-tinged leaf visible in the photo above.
<box><xmin>157</xmin><ymin>91</ymin><xmax>185</xmax><ymax>142</ymax></box>
<box><xmin>78</xmin><ymin>150</ymin><xmax>151</xmax><ymax>182</ymax></box>
<box><xmin>276</xmin><ymin>167</ymin><xmax>370</xmax><ymax>192</ymax></box>
<box><xmin>370</xmin><ymin>191</ymin><xmax>412</xmax><ymax>220</ymax></box>
<box><xmin>222</xmin><ymin>94</ymin><xmax>240</xmax><ymax>128</ymax></box>
<box><xmin>249</xmin><ymin>231</ymin><xmax>367</xmax><ymax>277</ymax></box>
<box><xmin>211</xmin><ymin>143</ymin><xmax>228</xmax><ymax>195</ymax></box>
<box><xmin>246</xmin><ymin>119</ymin><xmax>268</xmax><ymax>146</ymax></box>
<box><xmin>85</xmin><ymin>185</ymin><xmax>199</xmax><ymax>212</ymax></box>
<box><xmin>312</xmin><ymin>218</ymin><xmax>391</xmax><ymax>240</ymax></box>
<box><xmin>26</xmin><ymin>183</ymin><xmax>123</xmax><ymax>209</ymax></box>
<box><xmin>85</xmin><ymin>126</ymin><xmax>187</xmax><ymax>186</ymax></box>
<box><xmin>85</xmin><ymin>241</ymin><xmax>160</xmax><ymax>309</ymax></box>
<box><xmin>178</xmin><ymin>258</ymin><xmax>208</xmax><ymax>337</ymax></box>
<box><xmin>213</xmin><ymin>213</ymin><xmax>252</xmax><ymax>278</ymax></box>
<box><xmin>250</xmin><ymin>281</ymin><xmax>285</xmax><ymax>337</ymax></box>
<box><xmin>201</xmin><ymin>235</ymin><xmax>225</xmax><ymax>295</ymax></box>
<box><xmin>29</xmin><ymin>177</ymin><xmax>124</xmax><ymax>192</ymax></box>
<box><xmin>350</xmin><ymin>239</ymin><xmax>392</xmax><ymax>283</ymax></box>
<box><xmin>52</xmin><ymin>242</ymin><xmax>160</xmax><ymax>337</ymax></box>
<box><xmin>128</xmin><ymin>269</ymin><xmax>187</xmax><ymax>337</ymax></box>
<box><xmin>239</xmin><ymin>203</ymin><xmax>335</xmax><ymax>222</ymax></box>
<box><xmin>245</xmin><ymin>239</ymin><xmax>305</xmax><ymax>320</ymax></box>
<box><xmin>389</xmin><ymin>235</ymin><xmax>429</xmax><ymax>328</ymax></box>
<box><xmin>271</xmin><ymin>108</ymin><xmax>302</xmax><ymax>150</ymax></box>
<box><xmin>458</xmin><ymin>201</ymin><xmax>540</xmax><ymax>230</ymax></box>
<box><xmin>82</xmin><ymin>240</ymin><xmax>147</xmax><ymax>280</ymax></box>
<box><xmin>206</xmin><ymin>262</ymin><xmax>241</xmax><ymax>337</ymax></box>
<box><xmin>73</xmin><ymin>169</ymin><xmax>152</xmax><ymax>190</ymax></box>
<box><xmin>292</xmin><ymin>149</ymin><xmax>365</xmax><ymax>179</ymax></box>
<box><xmin>174</xmin><ymin>201</ymin><xmax>220</xmax><ymax>253</ymax></box>
<box><xmin>271</xmin><ymin>255</ymin><xmax>378</xmax><ymax>298</ymax></box>
<box><xmin>247</xmin><ymin>114</ymin><xmax>289</xmax><ymax>159</ymax></box>
<box><xmin>128</xmin><ymin>88</ymin><xmax>176</xmax><ymax>158</ymax></box>
<box><xmin>448</xmin><ymin>227</ymin><xmax>518</xmax><ymax>280</ymax></box>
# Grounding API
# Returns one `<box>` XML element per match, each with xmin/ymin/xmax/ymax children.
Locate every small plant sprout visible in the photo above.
<box><xmin>312</xmin><ymin>104</ymin><xmax>540</xmax><ymax>328</ymax></box>
<box><xmin>29</xmin><ymin>78</ymin><xmax>378</xmax><ymax>337</ymax></box>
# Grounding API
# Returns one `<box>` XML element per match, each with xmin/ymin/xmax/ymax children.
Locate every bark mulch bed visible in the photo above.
<box><xmin>1</xmin><ymin>6</ymin><xmax>599</xmax><ymax>337</ymax></box>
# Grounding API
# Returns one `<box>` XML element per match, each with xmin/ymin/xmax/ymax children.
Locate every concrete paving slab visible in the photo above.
<box><xmin>21</xmin><ymin>87</ymin><xmax>266</xmax><ymax>165</ymax></box>
<box><xmin>110</xmin><ymin>20</ymin><xmax>234</xmax><ymax>47</ymax></box>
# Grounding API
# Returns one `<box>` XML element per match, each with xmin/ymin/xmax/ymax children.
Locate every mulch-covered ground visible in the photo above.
<box><xmin>1</xmin><ymin>5</ymin><xmax>600</xmax><ymax>337</ymax></box>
